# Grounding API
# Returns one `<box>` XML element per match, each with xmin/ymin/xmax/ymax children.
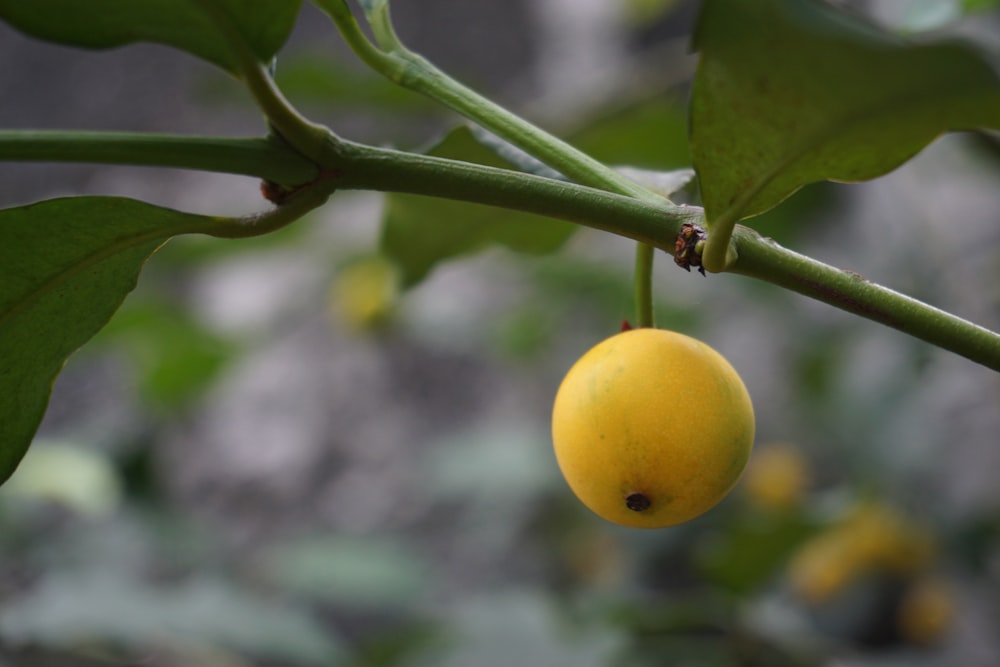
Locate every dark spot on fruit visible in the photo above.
<box><xmin>625</xmin><ymin>493</ymin><xmax>651</xmax><ymax>512</ymax></box>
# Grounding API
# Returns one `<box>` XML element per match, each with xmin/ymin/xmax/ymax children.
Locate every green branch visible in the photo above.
<box><xmin>0</xmin><ymin>131</ymin><xmax>319</xmax><ymax>184</ymax></box>
<box><xmin>311</xmin><ymin>0</ymin><xmax>660</xmax><ymax>204</ymax></box>
<box><xmin>0</xmin><ymin>123</ymin><xmax>996</xmax><ymax>368</ymax></box>
<box><xmin>728</xmin><ymin>227</ymin><xmax>1000</xmax><ymax>370</ymax></box>
<box><xmin>325</xmin><ymin>140</ymin><xmax>1000</xmax><ymax>371</ymax></box>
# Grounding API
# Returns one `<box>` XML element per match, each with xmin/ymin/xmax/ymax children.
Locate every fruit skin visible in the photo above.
<box><xmin>551</xmin><ymin>328</ymin><xmax>755</xmax><ymax>528</ymax></box>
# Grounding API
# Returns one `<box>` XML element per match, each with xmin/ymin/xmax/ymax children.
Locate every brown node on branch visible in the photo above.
<box><xmin>259</xmin><ymin>179</ymin><xmax>298</xmax><ymax>205</ymax></box>
<box><xmin>674</xmin><ymin>222</ymin><xmax>707</xmax><ymax>276</ymax></box>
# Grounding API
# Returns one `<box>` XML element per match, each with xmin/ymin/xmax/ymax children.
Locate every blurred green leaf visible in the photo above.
<box><xmin>95</xmin><ymin>300</ymin><xmax>232</xmax><ymax>407</ymax></box>
<box><xmin>624</xmin><ymin>0</ymin><xmax>682</xmax><ymax>28</ymax></box>
<box><xmin>491</xmin><ymin>306</ymin><xmax>556</xmax><ymax>360</ymax></box>
<box><xmin>0</xmin><ymin>441</ymin><xmax>122</xmax><ymax>518</ymax></box>
<box><xmin>0</xmin><ymin>572</ymin><xmax>346</xmax><ymax>665</ymax></box>
<box><xmin>572</xmin><ymin>98</ymin><xmax>690</xmax><ymax>170</ymax></box>
<box><xmin>380</xmin><ymin>126</ymin><xmax>576</xmax><ymax>287</ymax></box>
<box><xmin>276</xmin><ymin>53</ymin><xmax>439</xmax><ymax>111</ymax></box>
<box><xmin>425</xmin><ymin>425</ymin><xmax>557</xmax><ymax>510</ymax></box>
<box><xmin>258</xmin><ymin>535</ymin><xmax>428</xmax><ymax>609</ymax></box>
<box><xmin>428</xmin><ymin>592</ymin><xmax>626</xmax><ymax>667</ymax></box>
<box><xmin>690</xmin><ymin>0</ymin><xmax>1000</xmax><ymax>223</ymax></box>
<box><xmin>963</xmin><ymin>0</ymin><xmax>1000</xmax><ymax>12</ymax></box>
<box><xmin>0</xmin><ymin>0</ymin><xmax>302</xmax><ymax>74</ymax></box>
<box><xmin>530</xmin><ymin>256</ymin><xmax>701</xmax><ymax>331</ymax></box>
<box><xmin>615</xmin><ymin>166</ymin><xmax>695</xmax><ymax>199</ymax></box>
<box><xmin>0</xmin><ymin>197</ymin><xmax>214</xmax><ymax>485</ymax></box>
<box><xmin>697</xmin><ymin>512</ymin><xmax>820</xmax><ymax>594</ymax></box>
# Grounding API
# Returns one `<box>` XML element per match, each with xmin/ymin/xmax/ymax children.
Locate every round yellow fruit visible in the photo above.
<box><xmin>552</xmin><ymin>328</ymin><xmax>754</xmax><ymax>528</ymax></box>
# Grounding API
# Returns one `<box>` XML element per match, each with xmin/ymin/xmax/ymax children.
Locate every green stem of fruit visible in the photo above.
<box><xmin>312</xmin><ymin>0</ymin><xmax>661</xmax><ymax>205</ymax></box>
<box><xmin>634</xmin><ymin>242</ymin><xmax>656</xmax><ymax>328</ymax></box>
<box><xmin>0</xmin><ymin>131</ymin><xmax>319</xmax><ymax>184</ymax></box>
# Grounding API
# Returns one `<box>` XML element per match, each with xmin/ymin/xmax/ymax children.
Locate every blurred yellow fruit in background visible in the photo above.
<box><xmin>789</xmin><ymin>501</ymin><xmax>936</xmax><ymax>604</ymax></box>
<box><xmin>742</xmin><ymin>442</ymin><xmax>810</xmax><ymax>511</ymax></box>
<box><xmin>329</xmin><ymin>255</ymin><xmax>400</xmax><ymax>331</ymax></box>
<box><xmin>897</xmin><ymin>576</ymin><xmax>955</xmax><ymax>645</ymax></box>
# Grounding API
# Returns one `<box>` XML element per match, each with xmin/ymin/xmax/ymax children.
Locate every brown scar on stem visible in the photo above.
<box><xmin>261</xmin><ymin>168</ymin><xmax>342</xmax><ymax>205</ymax></box>
<box><xmin>791</xmin><ymin>271</ymin><xmax>903</xmax><ymax>328</ymax></box>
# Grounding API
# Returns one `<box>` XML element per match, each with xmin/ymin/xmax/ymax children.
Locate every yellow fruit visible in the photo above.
<box><xmin>788</xmin><ymin>501</ymin><xmax>936</xmax><ymax>605</ymax></box>
<box><xmin>742</xmin><ymin>442</ymin><xmax>810</xmax><ymax>512</ymax></box>
<box><xmin>551</xmin><ymin>328</ymin><xmax>755</xmax><ymax>528</ymax></box>
<box><xmin>330</xmin><ymin>255</ymin><xmax>399</xmax><ymax>331</ymax></box>
<box><xmin>897</xmin><ymin>576</ymin><xmax>955</xmax><ymax>645</ymax></box>
<box><xmin>788</xmin><ymin>528</ymin><xmax>864</xmax><ymax>604</ymax></box>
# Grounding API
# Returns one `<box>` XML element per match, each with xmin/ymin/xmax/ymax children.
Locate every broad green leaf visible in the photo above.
<box><xmin>380</xmin><ymin>126</ymin><xmax>576</xmax><ymax>287</ymax></box>
<box><xmin>0</xmin><ymin>0</ymin><xmax>303</xmax><ymax>74</ymax></box>
<box><xmin>0</xmin><ymin>197</ymin><xmax>215</xmax><ymax>485</ymax></box>
<box><xmin>690</xmin><ymin>0</ymin><xmax>1000</xmax><ymax>223</ymax></box>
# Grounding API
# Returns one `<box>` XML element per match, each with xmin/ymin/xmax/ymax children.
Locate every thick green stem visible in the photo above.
<box><xmin>634</xmin><ymin>242</ymin><xmax>655</xmax><ymax>328</ymax></box>
<box><xmin>728</xmin><ymin>226</ymin><xmax>1000</xmax><ymax>370</ymax></box>
<box><xmin>331</xmin><ymin>140</ymin><xmax>698</xmax><ymax>241</ymax></box>
<box><xmin>0</xmin><ymin>131</ymin><xmax>318</xmax><ymax>183</ymax></box>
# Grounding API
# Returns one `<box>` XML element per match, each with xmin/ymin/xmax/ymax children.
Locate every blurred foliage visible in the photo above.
<box><xmin>2</xmin><ymin>0</ymin><xmax>1000</xmax><ymax>666</ymax></box>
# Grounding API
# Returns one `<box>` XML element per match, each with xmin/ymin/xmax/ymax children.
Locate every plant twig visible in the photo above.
<box><xmin>310</xmin><ymin>0</ymin><xmax>662</xmax><ymax>204</ymax></box>
<box><xmin>194</xmin><ymin>0</ymin><xmax>336</xmax><ymax>165</ymax></box>
<box><xmin>635</xmin><ymin>242</ymin><xmax>656</xmax><ymax>328</ymax></box>
<box><xmin>0</xmin><ymin>131</ymin><xmax>319</xmax><ymax>184</ymax></box>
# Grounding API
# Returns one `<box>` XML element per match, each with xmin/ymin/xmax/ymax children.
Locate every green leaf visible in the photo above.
<box><xmin>258</xmin><ymin>535</ymin><xmax>428</xmax><ymax>609</ymax></box>
<box><xmin>0</xmin><ymin>572</ymin><xmax>346</xmax><ymax>665</ymax></box>
<box><xmin>0</xmin><ymin>197</ymin><xmax>215</xmax><ymax>485</ymax></box>
<box><xmin>690</xmin><ymin>0</ymin><xmax>1000</xmax><ymax>223</ymax></box>
<box><xmin>94</xmin><ymin>300</ymin><xmax>233</xmax><ymax>407</ymax></box>
<box><xmin>697</xmin><ymin>511</ymin><xmax>820</xmax><ymax>594</ymax></box>
<box><xmin>0</xmin><ymin>0</ymin><xmax>303</xmax><ymax>74</ymax></box>
<box><xmin>572</xmin><ymin>98</ymin><xmax>690</xmax><ymax>169</ymax></box>
<box><xmin>380</xmin><ymin>126</ymin><xmax>576</xmax><ymax>287</ymax></box>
